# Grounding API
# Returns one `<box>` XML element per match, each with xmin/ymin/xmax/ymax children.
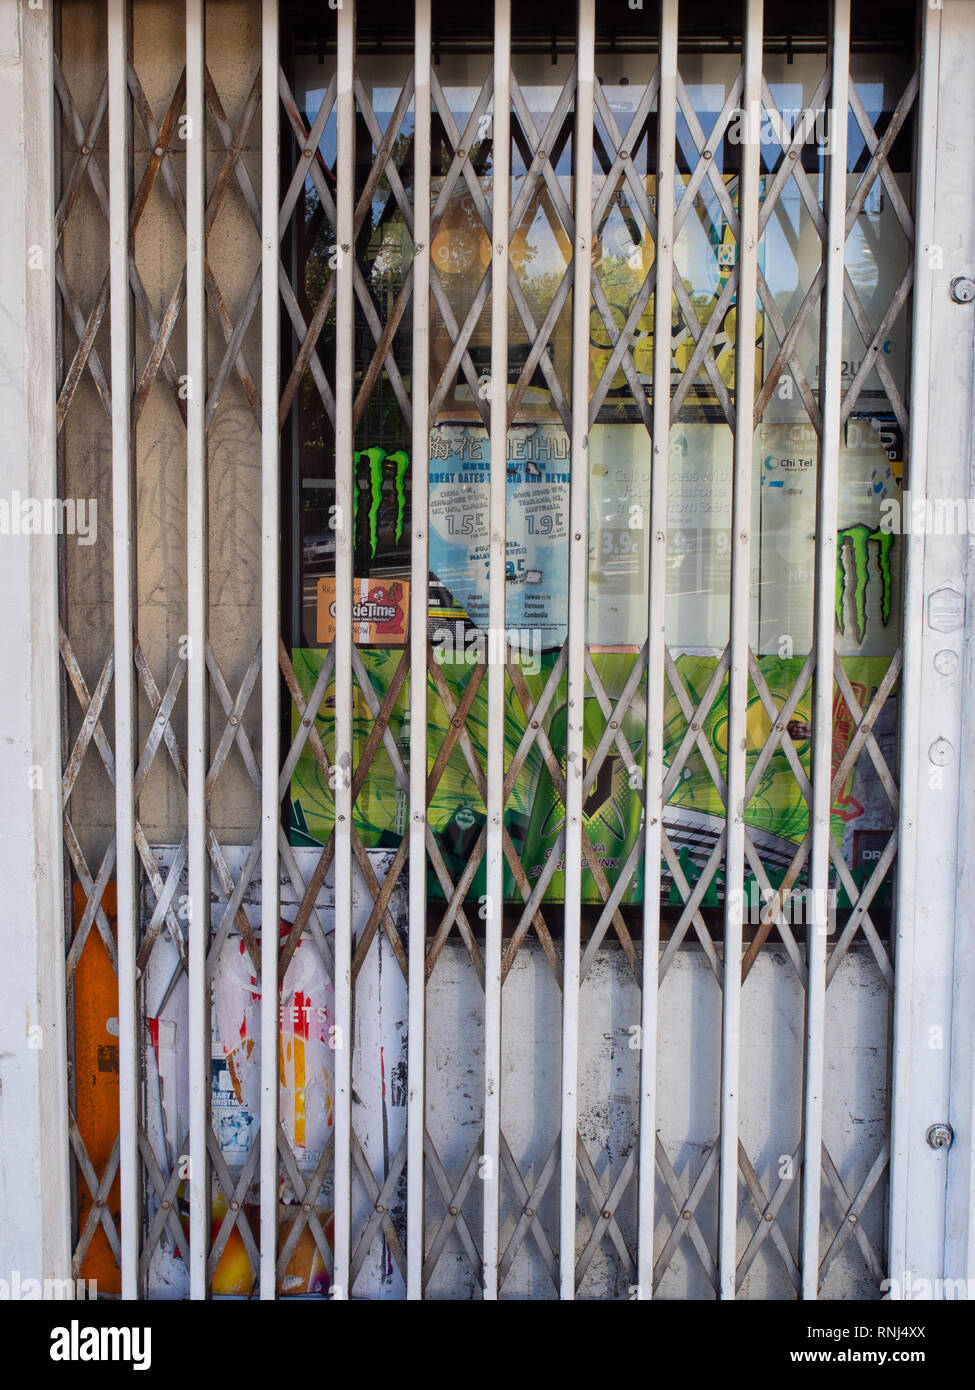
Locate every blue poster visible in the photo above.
<box><xmin>428</xmin><ymin>423</ymin><xmax>570</xmax><ymax>653</ymax></box>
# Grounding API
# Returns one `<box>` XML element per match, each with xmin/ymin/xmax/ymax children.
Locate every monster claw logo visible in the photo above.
<box><xmin>836</xmin><ymin>524</ymin><xmax>894</xmax><ymax>643</ymax></box>
<box><xmin>351</xmin><ymin>447</ymin><xmax>410</xmax><ymax>557</ymax></box>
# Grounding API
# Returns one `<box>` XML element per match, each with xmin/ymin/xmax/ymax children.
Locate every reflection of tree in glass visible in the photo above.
<box><xmin>298</xmin><ymin>130</ymin><xmax>416</xmax><ymax>459</ymax></box>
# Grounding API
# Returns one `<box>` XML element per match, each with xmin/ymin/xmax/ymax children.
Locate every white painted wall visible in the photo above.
<box><xmin>0</xmin><ymin>3</ymin><xmax>71</xmax><ymax>1285</ymax></box>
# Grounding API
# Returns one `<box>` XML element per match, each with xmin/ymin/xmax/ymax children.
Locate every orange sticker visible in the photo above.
<box><xmin>316</xmin><ymin>576</ymin><xmax>409</xmax><ymax>647</ymax></box>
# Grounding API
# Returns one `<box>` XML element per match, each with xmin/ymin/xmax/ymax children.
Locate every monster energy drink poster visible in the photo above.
<box><xmin>757</xmin><ymin>418</ymin><xmax>901</xmax><ymax>657</ymax></box>
<box><xmin>428</xmin><ymin>423</ymin><xmax>570</xmax><ymax>649</ymax></box>
<box><xmin>287</xmin><ymin>646</ymin><xmax>895</xmax><ymax>906</ymax></box>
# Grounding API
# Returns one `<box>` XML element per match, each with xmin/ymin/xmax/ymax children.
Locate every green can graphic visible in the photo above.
<box><xmin>522</xmin><ymin>695</ymin><xmax>645</xmax><ymax>904</ymax></box>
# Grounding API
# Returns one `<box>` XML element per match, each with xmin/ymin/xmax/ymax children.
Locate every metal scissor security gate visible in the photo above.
<box><xmin>54</xmin><ymin>0</ymin><xmax>935</xmax><ymax>1298</ymax></box>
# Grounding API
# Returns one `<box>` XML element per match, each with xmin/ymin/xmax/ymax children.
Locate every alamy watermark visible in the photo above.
<box><xmin>879</xmin><ymin>491</ymin><xmax>975</xmax><ymax>536</ymax></box>
<box><xmin>50</xmin><ymin>1319</ymin><xmax>151</xmax><ymax>1371</ymax></box>
<box><xmin>0</xmin><ymin>492</ymin><xmax>97</xmax><ymax>544</ymax></box>
<box><xmin>727</xmin><ymin>101</ymin><xmax>835</xmax><ymax>153</ymax></box>
<box><xmin>0</xmin><ymin>1270</ymin><xmax>97</xmax><ymax>1299</ymax></box>
<box><xmin>432</xmin><ymin>622</ymin><xmax>542</xmax><ymax>676</ymax></box>
<box><xmin>727</xmin><ymin>883</ymin><xmax>837</xmax><ymax>928</ymax></box>
<box><xmin>882</xmin><ymin>1271</ymin><xmax>975</xmax><ymax>1300</ymax></box>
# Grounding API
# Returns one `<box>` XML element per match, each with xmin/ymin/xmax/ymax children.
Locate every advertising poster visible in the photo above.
<box><xmin>289</xmin><ymin>169</ymin><xmax>902</xmax><ymax>907</ymax></box>
<box><xmin>428</xmin><ymin>422</ymin><xmax>570</xmax><ymax>650</ymax></box>
<box><xmin>288</xmin><ymin>647</ymin><xmax>895</xmax><ymax>906</ymax></box>
<box><xmin>756</xmin><ymin>417</ymin><xmax>901</xmax><ymax>657</ymax></box>
<box><xmin>317</xmin><ymin>575</ymin><xmax>410</xmax><ymax>646</ymax></box>
<box><xmin>587</xmin><ymin>421</ymin><xmax>739</xmax><ymax>650</ymax></box>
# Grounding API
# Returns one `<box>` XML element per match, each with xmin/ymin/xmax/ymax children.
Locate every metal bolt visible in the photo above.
<box><xmin>929</xmin><ymin>737</ymin><xmax>953</xmax><ymax>767</ymax></box>
<box><xmin>531</xmin><ymin>720</ymin><xmax>539</xmax><ymax>729</ymax></box>
<box><xmin>764</xmin><ymin>1212</ymin><xmax>773</xmax><ymax>1222</ymax></box>
<box><xmin>848</xmin><ymin>1213</ymin><xmax>858</xmax><ymax>1224</ymax></box>
<box><xmin>681</xmin><ymin>1209</ymin><xmax>692</xmax><ymax>1221</ymax></box>
<box><xmin>302</xmin><ymin>717</ymin><xmax>311</xmax><ymax>727</ymax></box>
<box><xmin>154</xmin><ymin>145</ymin><xmax>164</xmax><ymax>158</ymax></box>
<box><xmin>302</xmin><ymin>1202</ymin><xmax>311</xmax><ymax>1213</ymax></box>
<box><xmin>950</xmin><ymin>276</ymin><xmax>975</xmax><ymax>304</ymax></box>
<box><xmin>602</xmin><ymin>1209</ymin><xmax>612</xmax><ymax>1220</ymax></box>
<box><xmin>457</xmin><ymin>148</ymin><xmax>466</xmax><ymax>159</ymax></box>
<box><xmin>303</xmin><ymin>148</ymin><xmax>313</xmax><ymax>159</ymax></box>
<box><xmin>448</xmin><ymin>1205</ymin><xmax>458</xmax><ymax>1216</ymax></box>
<box><xmin>230</xmin><ymin>715</ymin><xmax>239</xmax><ymax>726</ymax></box>
<box><xmin>934</xmin><ymin>648</ymin><xmax>959</xmax><ymax>676</ymax></box>
<box><xmin>525</xmin><ymin>1207</ymin><xmax>534</xmax><ymax>1218</ymax></box>
<box><xmin>789</xmin><ymin>148</ymin><xmax>798</xmax><ymax>159</ymax></box>
<box><xmin>927</xmin><ymin>1122</ymin><xmax>954</xmax><ymax>1150</ymax></box>
<box><xmin>376</xmin><ymin>1203</ymin><xmax>385</xmax><ymax>1214</ymax></box>
<box><xmin>81</xmin><ymin>144</ymin><xmax>91</xmax><ymax>156</ymax></box>
<box><xmin>231</xmin><ymin>1200</ymin><xmax>239</xmax><ymax>1211</ymax></box>
<box><xmin>703</xmin><ymin>149</ymin><xmax>712</xmax><ymax>160</ymax></box>
<box><xmin>620</xmin><ymin>150</ymin><xmax>629</xmax><ymax>160</ymax></box>
<box><xmin>610</xmin><ymin>719</ymin><xmax>619</xmax><ymax>729</ymax></box>
<box><xmin>162</xmin><ymin>1200</ymin><xmax>171</xmax><ymax>1210</ymax></box>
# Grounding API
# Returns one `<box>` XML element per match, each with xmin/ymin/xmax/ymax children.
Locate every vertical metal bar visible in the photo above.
<box><xmin>408</xmin><ymin>0</ymin><xmax>432</xmax><ymax>1303</ymax></box>
<box><xmin>889</xmin><ymin>0</ymin><xmax>941</xmax><ymax>1288</ymax></box>
<box><xmin>719</xmin><ymin>0</ymin><xmax>763</xmax><ymax>1301</ymax></box>
<box><xmin>107</xmin><ymin>0</ymin><xmax>139</xmax><ymax>1301</ymax></box>
<box><xmin>332</xmin><ymin>0</ymin><xmax>356</xmax><ymax>1301</ymax></box>
<box><xmin>185</xmin><ymin>0</ymin><xmax>210</xmax><ymax>1303</ymax></box>
<box><xmin>259</xmin><ymin>0</ymin><xmax>281</xmax><ymax>1303</ymax></box>
<box><xmin>560</xmin><ymin>0</ymin><xmax>594</xmax><ymax>1303</ymax></box>
<box><xmin>802</xmin><ymin>0</ymin><xmax>850</xmax><ymax>1303</ymax></box>
<box><xmin>483</xmin><ymin>0</ymin><xmax>511</xmax><ymax>1302</ymax></box>
<box><xmin>637</xmin><ymin>0</ymin><xmax>679</xmax><ymax>1302</ymax></box>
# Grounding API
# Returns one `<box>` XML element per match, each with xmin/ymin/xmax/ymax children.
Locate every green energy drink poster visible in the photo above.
<box><xmin>289</xmin><ymin>649</ymin><xmax>896</xmax><ymax>906</ymax></box>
